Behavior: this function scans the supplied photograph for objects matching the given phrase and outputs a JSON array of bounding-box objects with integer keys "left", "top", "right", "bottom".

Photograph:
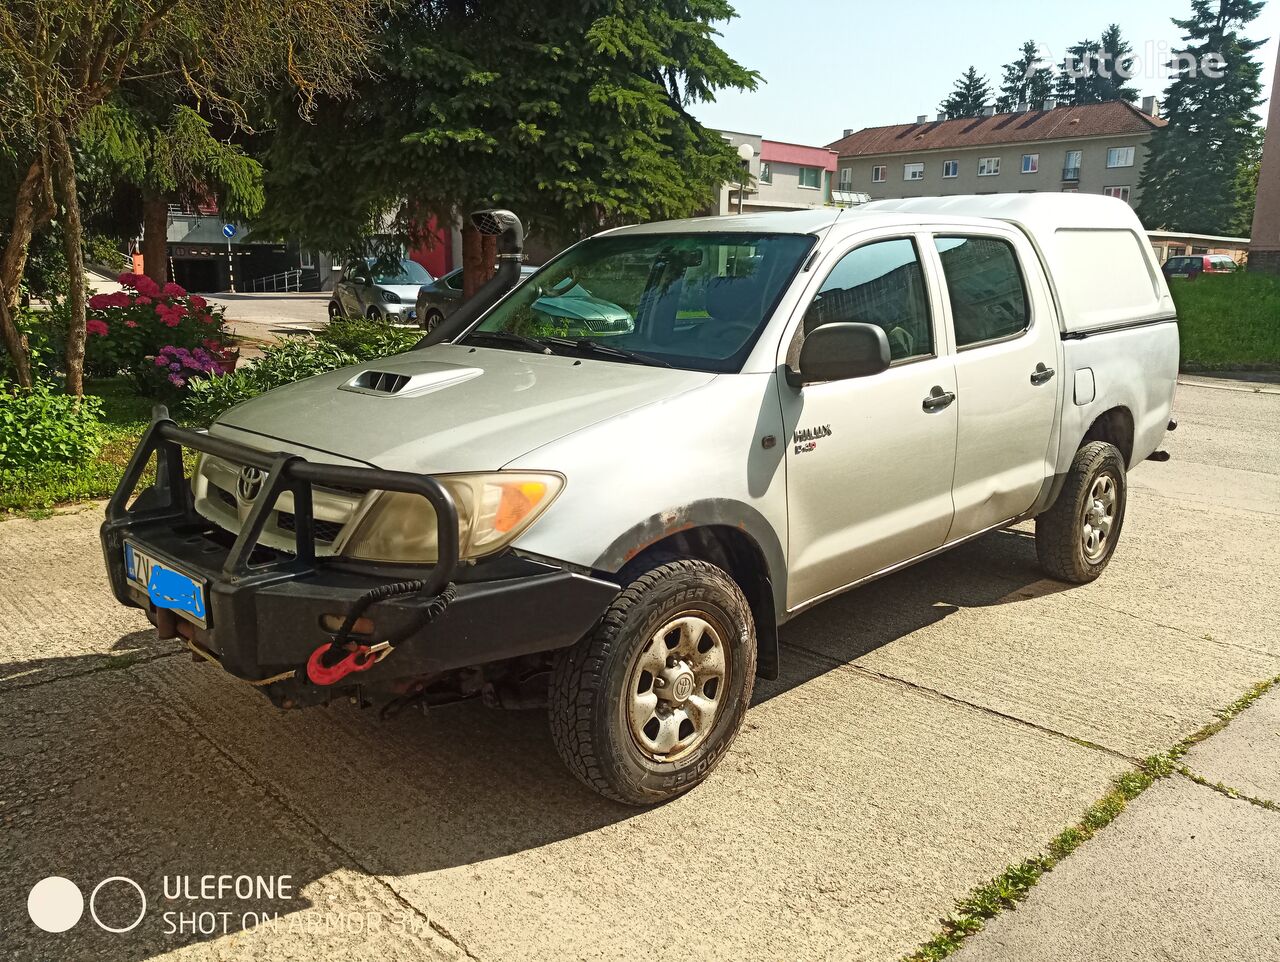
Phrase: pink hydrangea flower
[
  {"left": 162, "top": 282, "right": 187, "bottom": 297},
  {"left": 134, "top": 295, "right": 152, "bottom": 305},
  {"left": 86, "top": 319, "right": 109, "bottom": 336},
  {"left": 133, "top": 275, "right": 161, "bottom": 298},
  {"left": 168, "top": 373, "right": 186, "bottom": 387},
  {"left": 124, "top": 320, "right": 138, "bottom": 328},
  {"left": 189, "top": 295, "right": 207, "bottom": 309},
  {"left": 88, "top": 293, "right": 112, "bottom": 310}
]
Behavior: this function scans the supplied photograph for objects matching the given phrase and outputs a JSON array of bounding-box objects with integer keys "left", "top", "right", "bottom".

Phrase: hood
[
  {"left": 212, "top": 343, "right": 714, "bottom": 473},
  {"left": 380, "top": 283, "right": 424, "bottom": 303}
]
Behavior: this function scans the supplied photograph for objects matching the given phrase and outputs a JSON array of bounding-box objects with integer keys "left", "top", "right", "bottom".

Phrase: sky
[{"left": 693, "top": 0, "right": 1278, "bottom": 146}]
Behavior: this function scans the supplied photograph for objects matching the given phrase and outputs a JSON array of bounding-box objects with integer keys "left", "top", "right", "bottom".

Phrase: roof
[
  {"left": 828, "top": 101, "right": 1166, "bottom": 158},
  {"left": 760, "top": 139, "right": 838, "bottom": 172},
  {"left": 862, "top": 193, "right": 1148, "bottom": 235},
  {"left": 604, "top": 209, "right": 843, "bottom": 237}
]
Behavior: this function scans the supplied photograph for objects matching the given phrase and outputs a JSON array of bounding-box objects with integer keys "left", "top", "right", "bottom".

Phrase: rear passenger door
[{"left": 929, "top": 231, "right": 1059, "bottom": 539}]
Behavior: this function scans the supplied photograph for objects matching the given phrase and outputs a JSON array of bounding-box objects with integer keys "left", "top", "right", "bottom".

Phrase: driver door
[{"left": 779, "top": 234, "right": 958, "bottom": 609}]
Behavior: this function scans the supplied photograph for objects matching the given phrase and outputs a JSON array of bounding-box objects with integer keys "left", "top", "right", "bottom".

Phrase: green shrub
[
  {"left": 316, "top": 317, "right": 421, "bottom": 358},
  {"left": 1171, "top": 272, "right": 1280, "bottom": 370},
  {"left": 183, "top": 339, "right": 359, "bottom": 425},
  {"left": 0, "top": 383, "right": 104, "bottom": 471}
]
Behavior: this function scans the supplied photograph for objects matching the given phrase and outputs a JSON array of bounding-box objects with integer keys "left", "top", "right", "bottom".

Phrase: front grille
[
  {"left": 214, "top": 485, "right": 237, "bottom": 509},
  {"left": 277, "top": 511, "right": 344, "bottom": 544}
]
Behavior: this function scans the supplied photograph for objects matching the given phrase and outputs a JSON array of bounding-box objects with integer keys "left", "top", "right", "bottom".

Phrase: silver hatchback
[{"left": 330, "top": 257, "right": 433, "bottom": 322}]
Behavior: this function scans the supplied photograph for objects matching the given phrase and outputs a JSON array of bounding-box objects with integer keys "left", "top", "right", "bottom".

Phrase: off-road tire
[
  {"left": 1036, "top": 441, "right": 1127, "bottom": 584},
  {"left": 549, "top": 559, "right": 756, "bottom": 806}
]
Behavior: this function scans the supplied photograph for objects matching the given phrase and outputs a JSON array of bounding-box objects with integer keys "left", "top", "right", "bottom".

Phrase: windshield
[
  {"left": 371, "top": 258, "right": 433, "bottom": 286},
  {"left": 465, "top": 232, "right": 815, "bottom": 372}
]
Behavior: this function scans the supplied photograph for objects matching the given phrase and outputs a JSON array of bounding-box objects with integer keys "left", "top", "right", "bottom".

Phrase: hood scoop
[{"left": 339, "top": 364, "right": 483, "bottom": 398}]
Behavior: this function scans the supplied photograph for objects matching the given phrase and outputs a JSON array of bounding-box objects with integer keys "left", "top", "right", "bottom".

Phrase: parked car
[
  {"left": 1162, "top": 253, "right": 1239, "bottom": 280},
  {"left": 330, "top": 257, "right": 433, "bottom": 322},
  {"left": 102, "top": 196, "right": 1178, "bottom": 806},
  {"left": 416, "top": 265, "right": 536, "bottom": 331}
]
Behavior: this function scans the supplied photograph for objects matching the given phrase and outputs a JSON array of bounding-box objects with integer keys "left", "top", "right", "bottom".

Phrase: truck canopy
[{"left": 863, "top": 194, "right": 1175, "bottom": 334}]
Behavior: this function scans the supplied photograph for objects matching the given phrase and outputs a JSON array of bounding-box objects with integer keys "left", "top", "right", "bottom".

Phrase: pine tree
[
  {"left": 939, "top": 67, "right": 992, "bottom": 119},
  {"left": 997, "top": 41, "right": 1057, "bottom": 112},
  {"left": 1137, "top": 0, "right": 1265, "bottom": 233},
  {"left": 1055, "top": 27, "right": 1139, "bottom": 106}
]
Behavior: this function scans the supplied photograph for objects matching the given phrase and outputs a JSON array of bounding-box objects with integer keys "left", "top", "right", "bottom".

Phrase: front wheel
[
  {"left": 1035, "top": 441, "right": 1127, "bottom": 583},
  {"left": 366, "top": 306, "right": 382, "bottom": 321},
  {"left": 549, "top": 559, "right": 756, "bottom": 805}
]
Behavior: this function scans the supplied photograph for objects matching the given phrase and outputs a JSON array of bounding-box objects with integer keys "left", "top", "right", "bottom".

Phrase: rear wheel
[
  {"left": 1036, "top": 441, "right": 1127, "bottom": 583},
  {"left": 550, "top": 559, "right": 756, "bottom": 805},
  {"left": 423, "top": 309, "right": 445, "bottom": 332}
]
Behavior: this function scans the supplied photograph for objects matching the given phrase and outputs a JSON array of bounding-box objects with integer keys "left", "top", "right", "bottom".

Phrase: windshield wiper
[
  {"left": 544, "top": 337, "right": 673, "bottom": 369},
  {"left": 467, "top": 330, "right": 552, "bottom": 355}
]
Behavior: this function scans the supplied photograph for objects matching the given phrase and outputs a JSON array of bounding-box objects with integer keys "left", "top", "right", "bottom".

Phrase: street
[{"left": 2, "top": 375, "right": 1278, "bottom": 961}]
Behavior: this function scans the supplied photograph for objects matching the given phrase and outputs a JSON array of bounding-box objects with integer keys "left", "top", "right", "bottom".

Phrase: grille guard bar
[{"left": 106, "top": 406, "right": 460, "bottom": 597}]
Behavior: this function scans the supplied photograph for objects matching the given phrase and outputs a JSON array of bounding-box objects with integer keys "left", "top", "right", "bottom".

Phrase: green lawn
[
  {"left": 1170, "top": 272, "right": 1280, "bottom": 371},
  {"left": 0, "top": 378, "right": 158, "bottom": 515}
]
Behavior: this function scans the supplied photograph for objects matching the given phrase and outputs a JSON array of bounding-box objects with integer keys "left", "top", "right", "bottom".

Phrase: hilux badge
[{"left": 793, "top": 424, "right": 832, "bottom": 454}]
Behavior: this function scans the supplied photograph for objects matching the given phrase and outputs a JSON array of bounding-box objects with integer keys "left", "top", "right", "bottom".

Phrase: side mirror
[
  {"left": 796, "top": 322, "right": 891, "bottom": 384},
  {"left": 351, "top": 274, "right": 369, "bottom": 286}
]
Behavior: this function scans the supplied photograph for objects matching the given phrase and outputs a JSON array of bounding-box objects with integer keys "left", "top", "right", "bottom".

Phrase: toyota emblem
[{"left": 236, "top": 466, "right": 265, "bottom": 502}]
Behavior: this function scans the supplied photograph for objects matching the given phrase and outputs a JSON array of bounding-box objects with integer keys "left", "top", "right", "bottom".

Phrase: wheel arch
[
  {"left": 596, "top": 506, "right": 785, "bottom": 681},
  {"left": 1082, "top": 405, "right": 1135, "bottom": 468}
]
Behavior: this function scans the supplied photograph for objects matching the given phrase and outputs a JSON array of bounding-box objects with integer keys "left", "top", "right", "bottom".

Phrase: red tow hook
[{"left": 306, "top": 642, "right": 386, "bottom": 686}]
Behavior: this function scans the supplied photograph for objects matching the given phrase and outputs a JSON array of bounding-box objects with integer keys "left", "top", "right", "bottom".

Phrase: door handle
[
  {"left": 922, "top": 387, "right": 956, "bottom": 412},
  {"left": 1030, "top": 363, "right": 1055, "bottom": 385}
]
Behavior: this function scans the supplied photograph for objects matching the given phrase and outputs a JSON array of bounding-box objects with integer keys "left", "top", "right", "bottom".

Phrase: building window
[
  {"left": 872, "top": 165, "right": 887, "bottom": 183},
  {"left": 838, "top": 167, "right": 853, "bottom": 190},
  {"left": 904, "top": 162, "right": 925, "bottom": 181},
  {"left": 1021, "top": 153, "right": 1039, "bottom": 174},
  {"left": 1062, "top": 187, "right": 1079, "bottom": 193},
  {"left": 798, "top": 166, "right": 821, "bottom": 189},
  {"left": 943, "top": 160, "right": 959, "bottom": 178},
  {"left": 978, "top": 157, "right": 1001, "bottom": 176},
  {"left": 1104, "top": 185, "right": 1132, "bottom": 204},
  {"left": 1063, "top": 149, "right": 1082, "bottom": 181},
  {"left": 299, "top": 249, "right": 314, "bottom": 269},
  {"left": 759, "top": 161, "right": 772, "bottom": 185},
  {"left": 1107, "top": 146, "right": 1135, "bottom": 168}
]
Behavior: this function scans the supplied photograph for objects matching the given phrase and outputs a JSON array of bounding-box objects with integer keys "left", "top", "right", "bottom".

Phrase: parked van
[{"left": 103, "top": 196, "right": 1178, "bottom": 804}]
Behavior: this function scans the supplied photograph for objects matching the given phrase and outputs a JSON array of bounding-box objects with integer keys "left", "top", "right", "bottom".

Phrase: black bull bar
[{"left": 101, "top": 406, "right": 461, "bottom": 685}]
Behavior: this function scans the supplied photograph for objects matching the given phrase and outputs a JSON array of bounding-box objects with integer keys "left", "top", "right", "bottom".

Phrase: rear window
[{"left": 1165, "top": 256, "right": 1196, "bottom": 270}]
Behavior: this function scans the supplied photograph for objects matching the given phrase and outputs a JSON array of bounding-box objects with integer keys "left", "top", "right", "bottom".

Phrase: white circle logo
[
  {"left": 27, "top": 876, "right": 84, "bottom": 933},
  {"left": 90, "top": 876, "right": 147, "bottom": 934}
]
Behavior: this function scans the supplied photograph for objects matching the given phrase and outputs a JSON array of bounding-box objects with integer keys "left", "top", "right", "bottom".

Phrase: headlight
[
  {"left": 341, "top": 472, "right": 564, "bottom": 563},
  {"left": 381, "top": 289, "right": 401, "bottom": 304}
]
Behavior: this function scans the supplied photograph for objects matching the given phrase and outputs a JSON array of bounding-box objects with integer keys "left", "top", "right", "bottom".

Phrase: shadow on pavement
[{"left": 0, "top": 525, "right": 1068, "bottom": 960}]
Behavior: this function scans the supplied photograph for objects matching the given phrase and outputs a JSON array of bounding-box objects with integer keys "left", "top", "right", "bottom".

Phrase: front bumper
[{"left": 101, "top": 410, "right": 618, "bottom": 702}]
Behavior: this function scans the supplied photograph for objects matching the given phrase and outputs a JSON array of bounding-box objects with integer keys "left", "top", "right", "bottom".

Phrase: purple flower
[
  {"left": 154, "top": 356, "right": 168, "bottom": 367},
  {"left": 169, "top": 362, "right": 182, "bottom": 372},
  {"left": 168, "top": 373, "right": 185, "bottom": 387}
]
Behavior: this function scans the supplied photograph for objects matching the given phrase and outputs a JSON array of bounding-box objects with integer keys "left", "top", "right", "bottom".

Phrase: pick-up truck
[{"left": 102, "top": 195, "right": 1178, "bottom": 805}]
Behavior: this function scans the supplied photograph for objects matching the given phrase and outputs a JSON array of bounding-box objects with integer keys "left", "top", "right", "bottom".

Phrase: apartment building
[
  {"left": 714, "top": 130, "right": 865, "bottom": 214},
  {"left": 828, "top": 99, "right": 1166, "bottom": 211}
]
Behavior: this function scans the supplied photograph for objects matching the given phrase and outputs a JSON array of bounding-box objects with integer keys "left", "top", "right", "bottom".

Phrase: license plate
[{"left": 124, "top": 541, "right": 208, "bottom": 628}]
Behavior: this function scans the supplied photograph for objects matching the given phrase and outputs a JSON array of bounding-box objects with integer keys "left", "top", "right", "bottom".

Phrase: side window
[
  {"left": 934, "top": 236, "right": 1030, "bottom": 348},
  {"left": 445, "top": 271, "right": 464, "bottom": 290},
  {"left": 802, "top": 238, "right": 934, "bottom": 363}
]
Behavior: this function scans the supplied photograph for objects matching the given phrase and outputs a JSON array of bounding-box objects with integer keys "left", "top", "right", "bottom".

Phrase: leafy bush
[
  {"left": 0, "top": 307, "right": 63, "bottom": 382},
  {"left": 0, "top": 383, "right": 104, "bottom": 471},
  {"left": 1170, "top": 272, "right": 1280, "bottom": 370},
  {"left": 183, "top": 339, "right": 359, "bottom": 425},
  {"left": 317, "top": 316, "right": 421, "bottom": 358},
  {"left": 85, "top": 273, "right": 234, "bottom": 387}
]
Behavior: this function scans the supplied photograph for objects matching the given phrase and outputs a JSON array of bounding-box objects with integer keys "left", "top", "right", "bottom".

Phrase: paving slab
[
  {"left": 0, "top": 665, "right": 460, "bottom": 962},
  {"left": 1182, "top": 686, "right": 1280, "bottom": 805},
  {"left": 953, "top": 777, "right": 1280, "bottom": 962},
  {"left": 127, "top": 646, "right": 1126, "bottom": 962},
  {"left": 0, "top": 508, "right": 156, "bottom": 691},
  {"left": 782, "top": 505, "right": 1280, "bottom": 758}
]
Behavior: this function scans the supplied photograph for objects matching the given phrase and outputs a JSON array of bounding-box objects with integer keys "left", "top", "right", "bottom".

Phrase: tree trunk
[
  {"left": 142, "top": 192, "right": 168, "bottom": 285},
  {"left": 50, "top": 124, "right": 87, "bottom": 396},
  {"left": 0, "top": 160, "right": 52, "bottom": 387}
]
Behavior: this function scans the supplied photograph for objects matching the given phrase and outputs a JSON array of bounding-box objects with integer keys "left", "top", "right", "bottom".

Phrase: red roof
[
  {"left": 828, "top": 101, "right": 1166, "bottom": 159},
  {"left": 761, "top": 139, "right": 838, "bottom": 172}
]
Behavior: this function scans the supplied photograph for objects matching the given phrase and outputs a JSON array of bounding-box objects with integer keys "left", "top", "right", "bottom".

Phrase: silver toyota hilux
[{"left": 103, "top": 198, "right": 1178, "bottom": 804}]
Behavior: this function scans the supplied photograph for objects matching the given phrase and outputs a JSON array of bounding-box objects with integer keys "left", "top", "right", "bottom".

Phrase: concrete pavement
[{"left": 1, "top": 376, "right": 1278, "bottom": 961}]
